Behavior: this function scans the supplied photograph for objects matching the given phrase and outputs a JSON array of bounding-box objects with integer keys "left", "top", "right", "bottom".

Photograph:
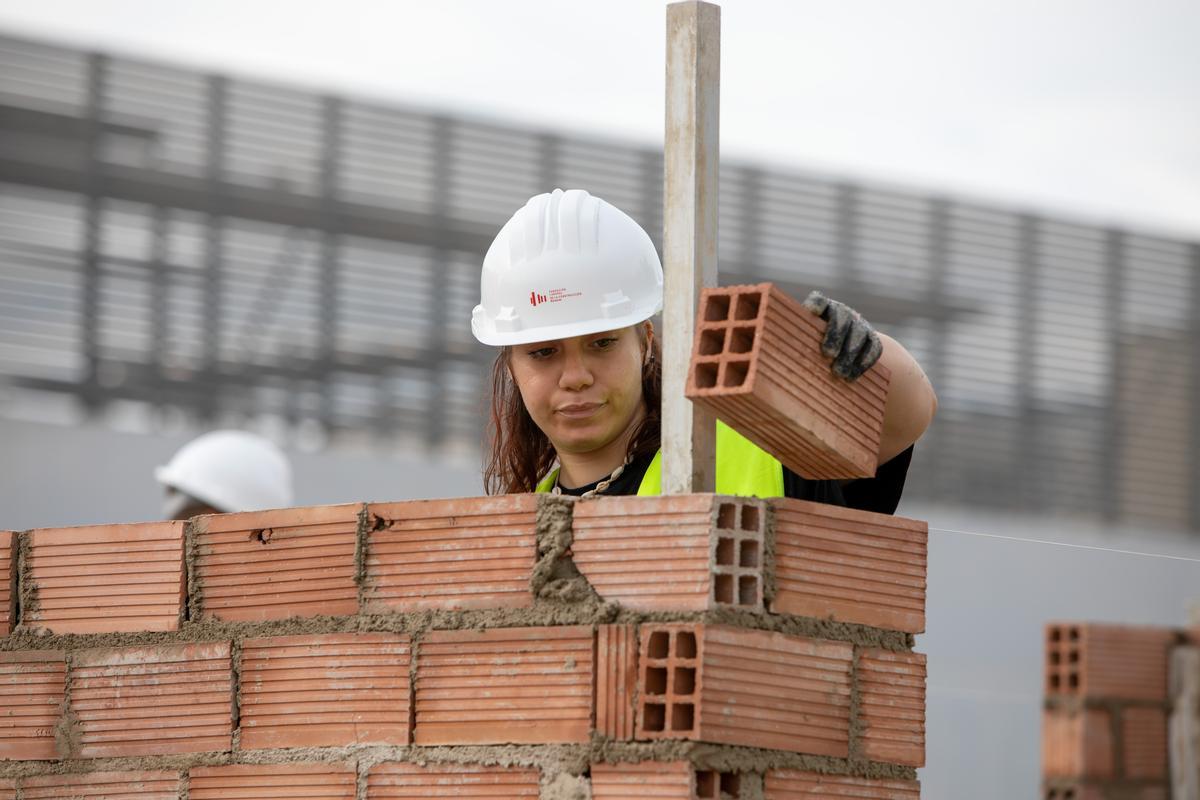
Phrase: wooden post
[
  {"left": 1171, "top": 646, "right": 1200, "bottom": 800},
  {"left": 662, "top": 0, "right": 719, "bottom": 494}
]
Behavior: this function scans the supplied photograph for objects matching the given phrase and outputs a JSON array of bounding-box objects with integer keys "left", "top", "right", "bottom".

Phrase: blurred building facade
[{"left": 1, "top": 32, "right": 1198, "bottom": 534}]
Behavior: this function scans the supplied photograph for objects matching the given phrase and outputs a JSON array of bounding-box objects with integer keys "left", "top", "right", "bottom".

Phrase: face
[{"left": 507, "top": 324, "right": 649, "bottom": 457}]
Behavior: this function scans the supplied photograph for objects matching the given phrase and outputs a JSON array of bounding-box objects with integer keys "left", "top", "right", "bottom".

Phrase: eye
[
  {"left": 592, "top": 337, "right": 619, "bottom": 349},
  {"left": 527, "top": 346, "right": 556, "bottom": 360}
]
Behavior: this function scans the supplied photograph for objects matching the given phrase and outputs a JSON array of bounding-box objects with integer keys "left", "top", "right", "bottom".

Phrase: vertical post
[
  {"left": 319, "top": 95, "right": 343, "bottom": 431},
  {"left": 202, "top": 74, "right": 228, "bottom": 423},
  {"left": 1102, "top": 228, "right": 1125, "bottom": 522},
  {"left": 80, "top": 53, "right": 107, "bottom": 413},
  {"left": 662, "top": 0, "right": 720, "bottom": 494}
]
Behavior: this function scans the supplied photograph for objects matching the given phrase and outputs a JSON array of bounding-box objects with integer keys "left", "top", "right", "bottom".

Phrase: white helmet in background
[
  {"left": 155, "top": 430, "right": 293, "bottom": 516},
  {"left": 471, "top": 188, "right": 664, "bottom": 346}
]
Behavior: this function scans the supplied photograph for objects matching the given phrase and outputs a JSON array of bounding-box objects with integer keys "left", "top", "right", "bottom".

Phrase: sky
[{"left": 0, "top": 0, "right": 1197, "bottom": 238}]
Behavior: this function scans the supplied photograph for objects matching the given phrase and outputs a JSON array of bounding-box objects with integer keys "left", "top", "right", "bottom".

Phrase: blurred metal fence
[{"left": 1, "top": 33, "right": 1197, "bottom": 531}]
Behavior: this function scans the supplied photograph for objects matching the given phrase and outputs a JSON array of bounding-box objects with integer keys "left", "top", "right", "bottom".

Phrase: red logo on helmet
[{"left": 530, "top": 291, "right": 548, "bottom": 307}]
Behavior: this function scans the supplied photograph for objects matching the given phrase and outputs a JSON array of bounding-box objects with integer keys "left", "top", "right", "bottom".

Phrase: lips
[{"left": 556, "top": 402, "right": 604, "bottom": 419}]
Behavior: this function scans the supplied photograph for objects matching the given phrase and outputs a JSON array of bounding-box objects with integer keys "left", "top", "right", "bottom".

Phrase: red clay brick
[
  {"left": 364, "top": 495, "right": 537, "bottom": 612},
  {"left": 21, "top": 770, "right": 181, "bottom": 799},
  {"left": 1122, "top": 706, "right": 1168, "bottom": 780},
  {"left": 190, "top": 763, "right": 355, "bottom": 800},
  {"left": 1045, "top": 623, "right": 1175, "bottom": 701},
  {"left": 70, "top": 641, "right": 233, "bottom": 758},
  {"left": 23, "top": 521, "right": 185, "bottom": 634},
  {"left": 765, "top": 770, "right": 920, "bottom": 798},
  {"left": 636, "top": 624, "right": 853, "bottom": 756},
  {"left": 239, "top": 632, "right": 412, "bottom": 749},
  {"left": 0, "top": 780, "right": 12, "bottom": 800},
  {"left": 0, "top": 530, "right": 13, "bottom": 635},
  {"left": 0, "top": 650, "right": 65, "bottom": 760},
  {"left": 596, "top": 624, "right": 638, "bottom": 740},
  {"left": 686, "top": 284, "right": 890, "bottom": 479},
  {"left": 414, "top": 625, "right": 594, "bottom": 745},
  {"left": 858, "top": 648, "right": 926, "bottom": 767},
  {"left": 367, "top": 762, "right": 540, "bottom": 798},
  {"left": 1041, "top": 707, "right": 1114, "bottom": 779},
  {"left": 1042, "top": 784, "right": 1105, "bottom": 800},
  {"left": 571, "top": 495, "right": 765, "bottom": 612},
  {"left": 191, "top": 504, "right": 360, "bottom": 622},
  {"left": 770, "top": 499, "right": 927, "bottom": 633},
  {"left": 592, "top": 762, "right": 746, "bottom": 799}
]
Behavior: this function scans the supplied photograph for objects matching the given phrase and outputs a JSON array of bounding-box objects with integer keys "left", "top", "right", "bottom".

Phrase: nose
[{"left": 558, "top": 346, "right": 594, "bottom": 391}]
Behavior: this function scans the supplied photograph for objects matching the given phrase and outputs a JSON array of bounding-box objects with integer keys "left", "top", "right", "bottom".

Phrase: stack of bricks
[
  {"left": 0, "top": 282, "right": 928, "bottom": 798},
  {"left": 1042, "top": 622, "right": 1180, "bottom": 800}
]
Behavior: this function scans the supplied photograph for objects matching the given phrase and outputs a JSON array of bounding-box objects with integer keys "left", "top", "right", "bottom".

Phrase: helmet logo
[{"left": 529, "top": 288, "right": 582, "bottom": 307}]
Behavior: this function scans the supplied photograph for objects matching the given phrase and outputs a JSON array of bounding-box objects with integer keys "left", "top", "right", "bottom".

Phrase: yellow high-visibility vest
[{"left": 535, "top": 421, "right": 784, "bottom": 498}]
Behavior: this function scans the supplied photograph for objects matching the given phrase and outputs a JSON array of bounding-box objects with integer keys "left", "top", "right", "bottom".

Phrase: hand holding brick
[{"left": 686, "top": 283, "right": 889, "bottom": 479}]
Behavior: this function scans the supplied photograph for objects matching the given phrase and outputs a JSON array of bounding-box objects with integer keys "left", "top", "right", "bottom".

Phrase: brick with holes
[
  {"left": 1044, "top": 622, "right": 1175, "bottom": 701},
  {"left": 595, "top": 624, "right": 638, "bottom": 740},
  {"left": 190, "top": 504, "right": 360, "bottom": 622},
  {"left": 686, "top": 283, "right": 890, "bottom": 479},
  {"left": 765, "top": 770, "right": 920, "bottom": 799},
  {"left": 636, "top": 623, "right": 853, "bottom": 755},
  {"left": 1042, "top": 707, "right": 1115, "bottom": 779},
  {"left": 591, "top": 762, "right": 748, "bottom": 799},
  {"left": 571, "top": 495, "right": 765, "bottom": 612},
  {"left": 0, "top": 530, "right": 13, "bottom": 636}
]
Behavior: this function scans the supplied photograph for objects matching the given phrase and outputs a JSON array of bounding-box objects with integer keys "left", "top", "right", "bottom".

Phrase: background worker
[
  {"left": 473, "top": 189, "right": 937, "bottom": 512},
  {"left": 154, "top": 430, "right": 293, "bottom": 519}
]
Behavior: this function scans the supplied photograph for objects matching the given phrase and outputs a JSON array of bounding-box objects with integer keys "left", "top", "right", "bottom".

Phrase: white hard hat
[
  {"left": 155, "top": 430, "right": 293, "bottom": 515},
  {"left": 471, "top": 188, "right": 664, "bottom": 346}
]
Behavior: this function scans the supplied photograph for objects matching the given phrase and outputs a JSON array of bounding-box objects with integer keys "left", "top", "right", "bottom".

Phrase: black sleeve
[{"left": 782, "top": 445, "right": 914, "bottom": 515}]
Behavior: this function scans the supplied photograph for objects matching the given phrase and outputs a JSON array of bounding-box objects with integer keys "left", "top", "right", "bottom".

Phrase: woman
[{"left": 472, "top": 189, "right": 936, "bottom": 513}]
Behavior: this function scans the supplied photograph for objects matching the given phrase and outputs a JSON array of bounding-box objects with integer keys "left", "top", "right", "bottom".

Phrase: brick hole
[
  {"left": 648, "top": 631, "right": 670, "bottom": 659},
  {"left": 1049, "top": 651, "right": 1060, "bottom": 665},
  {"left": 695, "top": 771, "right": 717, "bottom": 797},
  {"left": 1064, "top": 791, "right": 1075, "bottom": 800},
  {"left": 1046, "top": 792, "right": 1058, "bottom": 800},
  {"left": 699, "top": 329, "right": 726, "bottom": 356},
  {"left": 675, "top": 631, "right": 698, "bottom": 659},
  {"left": 705, "top": 295, "right": 731, "bottom": 321},
  {"left": 1049, "top": 627, "right": 1062, "bottom": 642},
  {"left": 723, "top": 361, "right": 749, "bottom": 388},
  {"left": 1067, "top": 672, "right": 1079, "bottom": 690},
  {"left": 720, "top": 774, "right": 741, "bottom": 795},
  {"left": 738, "top": 576, "right": 757, "bottom": 606},
  {"left": 740, "top": 504, "right": 760, "bottom": 531},
  {"left": 645, "top": 666, "right": 668, "bottom": 695},
  {"left": 729, "top": 326, "right": 756, "bottom": 353},
  {"left": 670, "top": 702, "right": 695, "bottom": 731},
  {"left": 734, "top": 293, "right": 761, "bottom": 320},
  {"left": 251, "top": 528, "right": 273, "bottom": 544},
  {"left": 673, "top": 666, "right": 696, "bottom": 695},
  {"left": 1048, "top": 674, "right": 1061, "bottom": 690},
  {"left": 714, "top": 574, "right": 734, "bottom": 604},
  {"left": 717, "top": 503, "right": 737, "bottom": 529},
  {"left": 644, "top": 702, "right": 666, "bottom": 731},
  {"left": 739, "top": 540, "right": 759, "bottom": 567},
  {"left": 694, "top": 361, "right": 718, "bottom": 389},
  {"left": 1068, "top": 627, "right": 1079, "bottom": 641},
  {"left": 715, "top": 537, "right": 736, "bottom": 565},
  {"left": 1067, "top": 650, "right": 1079, "bottom": 664}
]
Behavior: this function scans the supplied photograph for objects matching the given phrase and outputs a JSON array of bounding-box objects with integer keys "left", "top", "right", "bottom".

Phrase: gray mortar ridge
[
  {"left": 15, "top": 531, "right": 38, "bottom": 622},
  {"left": 183, "top": 519, "right": 203, "bottom": 623},
  {"left": 0, "top": 741, "right": 917, "bottom": 783},
  {"left": 52, "top": 651, "right": 79, "bottom": 760},
  {"left": 847, "top": 646, "right": 865, "bottom": 765},
  {"left": 761, "top": 501, "right": 777, "bottom": 605},
  {"left": 229, "top": 638, "right": 243, "bottom": 750},
  {"left": 354, "top": 503, "right": 370, "bottom": 592}
]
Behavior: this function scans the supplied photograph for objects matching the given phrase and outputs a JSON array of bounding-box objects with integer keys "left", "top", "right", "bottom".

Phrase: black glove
[{"left": 802, "top": 291, "right": 882, "bottom": 380}]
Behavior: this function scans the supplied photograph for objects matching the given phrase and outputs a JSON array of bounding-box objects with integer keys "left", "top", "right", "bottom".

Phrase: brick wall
[
  {"left": 0, "top": 491, "right": 928, "bottom": 798},
  {"left": 1041, "top": 621, "right": 1179, "bottom": 799}
]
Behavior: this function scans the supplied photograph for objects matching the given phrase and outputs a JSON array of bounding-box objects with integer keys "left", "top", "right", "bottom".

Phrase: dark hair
[{"left": 483, "top": 326, "right": 662, "bottom": 494}]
